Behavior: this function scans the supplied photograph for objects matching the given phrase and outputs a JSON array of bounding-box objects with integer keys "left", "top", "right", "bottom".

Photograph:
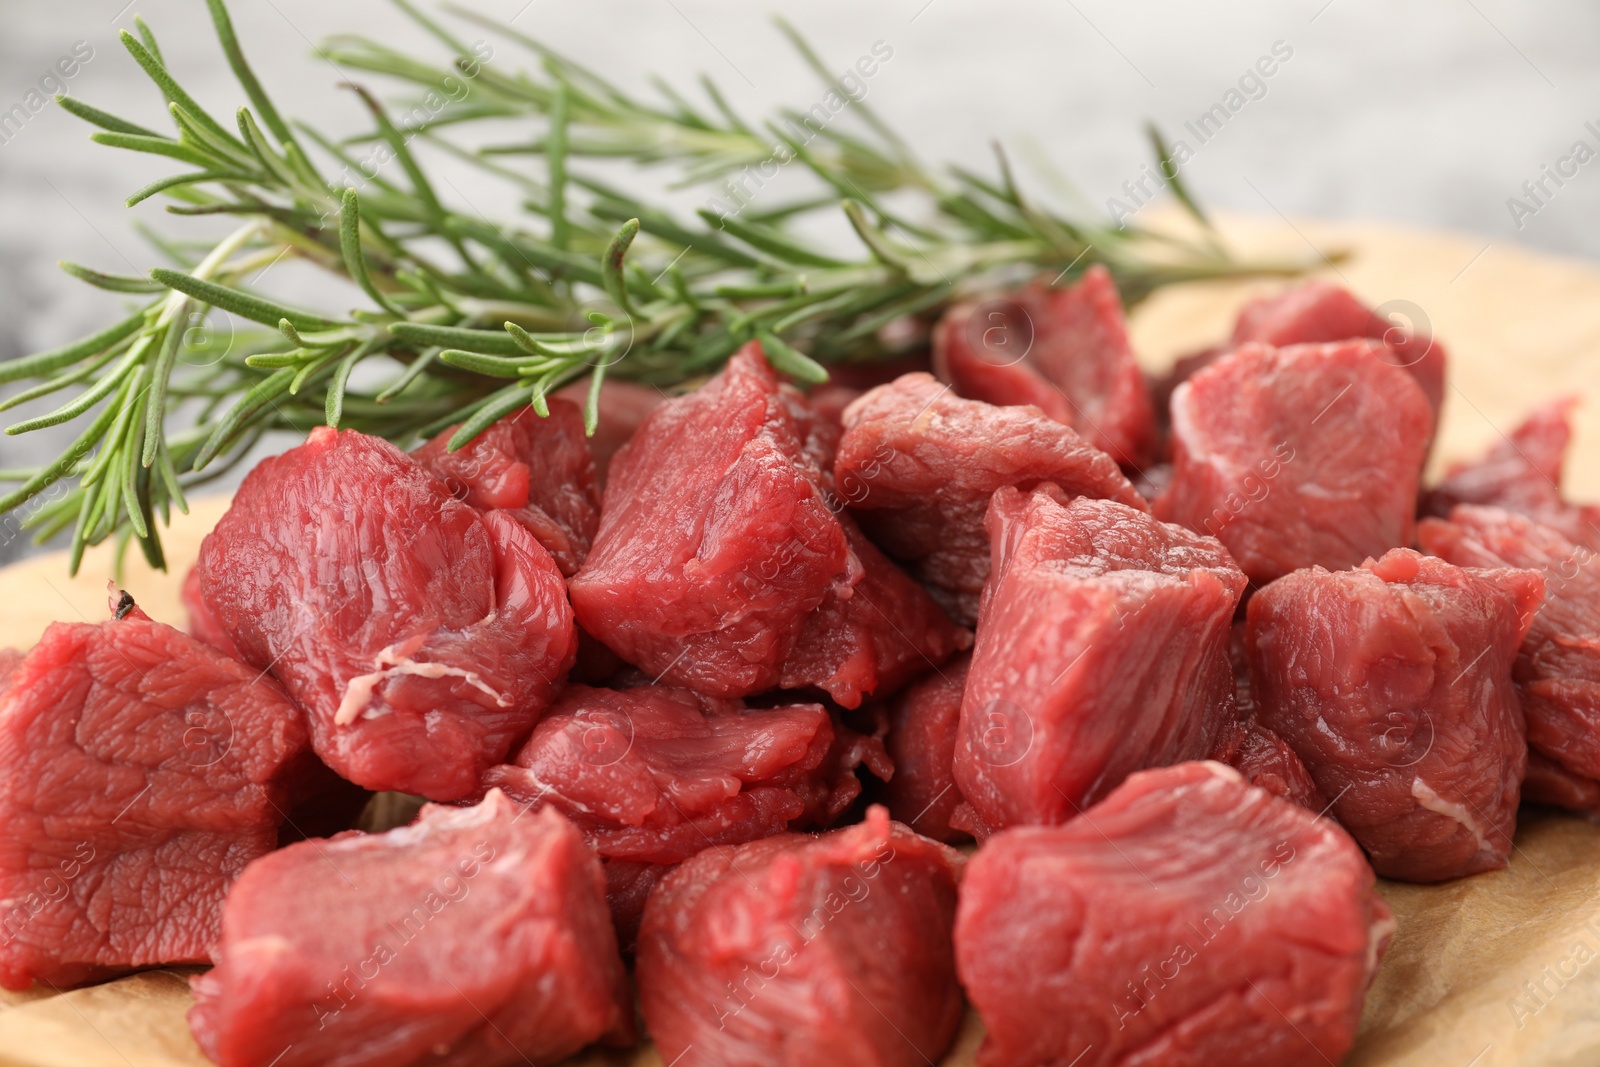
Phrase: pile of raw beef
[{"left": 2, "top": 267, "right": 1595, "bottom": 1067}]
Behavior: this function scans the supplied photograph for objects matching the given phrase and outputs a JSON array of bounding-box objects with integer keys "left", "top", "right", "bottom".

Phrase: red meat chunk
[
  {"left": 1230, "top": 280, "right": 1446, "bottom": 414},
  {"left": 411, "top": 398, "right": 601, "bottom": 576},
  {"left": 885, "top": 654, "right": 971, "bottom": 843},
  {"left": 955, "top": 761, "right": 1392, "bottom": 1067},
  {"left": 480, "top": 683, "right": 869, "bottom": 865},
  {"left": 1248, "top": 548, "right": 1543, "bottom": 881},
  {"left": 1155, "top": 340, "right": 1434, "bottom": 584},
  {"left": 194, "top": 426, "right": 576, "bottom": 801},
  {"left": 1157, "top": 281, "right": 1448, "bottom": 424},
  {"left": 1232, "top": 279, "right": 1383, "bottom": 345},
  {"left": 638, "top": 806, "right": 964, "bottom": 1067},
  {"left": 834, "top": 372, "right": 1146, "bottom": 624},
  {"left": 1422, "top": 398, "right": 1600, "bottom": 547},
  {"left": 933, "top": 265, "right": 1157, "bottom": 468},
  {"left": 952, "top": 487, "right": 1246, "bottom": 836},
  {"left": 0, "top": 600, "right": 312, "bottom": 990},
  {"left": 189, "top": 791, "right": 633, "bottom": 1067},
  {"left": 570, "top": 343, "right": 964, "bottom": 706},
  {"left": 1419, "top": 504, "right": 1600, "bottom": 785}
]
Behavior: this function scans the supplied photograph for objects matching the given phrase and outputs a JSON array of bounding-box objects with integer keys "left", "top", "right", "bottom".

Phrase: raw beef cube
[
  {"left": 0, "top": 599, "right": 312, "bottom": 990},
  {"left": 195, "top": 426, "right": 576, "bottom": 802},
  {"left": 1422, "top": 398, "right": 1600, "bottom": 547},
  {"left": 1229, "top": 280, "right": 1446, "bottom": 414},
  {"left": 1524, "top": 750, "right": 1600, "bottom": 816},
  {"left": 638, "top": 806, "right": 964, "bottom": 1067},
  {"left": 952, "top": 487, "right": 1245, "bottom": 835},
  {"left": 1155, "top": 340, "right": 1434, "bottom": 584},
  {"left": 189, "top": 791, "right": 633, "bottom": 1067},
  {"left": 834, "top": 372, "right": 1146, "bottom": 624},
  {"left": 955, "top": 761, "right": 1392, "bottom": 1067},
  {"left": 570, "top": 343, "right": 962, "bottom": 705},
  {"left": 1248, "top": 548, "right": 1543, "bottom": 881},
  {"left": 412, "top": 398, "right": 601, "bottom": 576},
  {"left": 933, "top": 265, "right": 1157, "bottom": 468},
  {"left": 555, "top": 378, "right": 666, "bottom": 485},
  {"left": 480, "top": 683, "right": 866, "bottom": 865},
  {"left": 1419, "top": 504, "right": 1600, "bottom": 784},
  {"left": 1152, "top": 281, "right": 1447, "bottom": 449},
  {"left": 1232, "top": 278, "right": 1385, "bottom": 345},
  {"left": 885, "top": 654, "right": 971, "bottom": 843}
]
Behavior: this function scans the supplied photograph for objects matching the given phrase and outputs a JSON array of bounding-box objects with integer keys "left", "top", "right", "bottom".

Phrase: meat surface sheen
[
  {"left": 1421, "top": 398, "right": 1600, "bottom": 547},
  {"left": 638, "top": 806, "right": 965, "bottom": 1067},
  {"left": 0, "top": 602, "right": 311, "bottom": 990},
  {"left": 1156, "top": 340, "right": 1434, "bottom": 584},
  {"left": 412, "top": 398, "right": 601, "bottom": 576},
  {"left": 195, "top": 426, "right": 576, "bottom": 801},
  {"left": 932, "top": 265, "right": 1157, "bottom": 468},
  {"left": 835, "top": 372, "right": 1146, "bottom": 624},
  {"left": 570, "top": 343, "right": 963, "bottom": 706},
  {"left": 480, "top": 683, "right": 863, "bottom": 865},
  {"left": 956, "top": 761, "right": 1392, "bottom": 1067},
  {"left": 189, "top": 792, "right": 634, "bottom": 1067},
  {"left": 885, "top": 654, "right": 971, "bottom": 843},
  {"left": 1420, "top": 504, "right": 1600, "bottom": 786},
  {"left": 1248, "top": 548, "right": 1543, "bottom": 881},
  {"left": 952, "top": 487, "right": 1246, "bottom": 835}
]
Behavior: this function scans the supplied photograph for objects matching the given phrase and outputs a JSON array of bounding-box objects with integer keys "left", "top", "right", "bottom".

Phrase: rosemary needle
[{"left": 0, "top": 0, "right": 1313, "bottom": 574}]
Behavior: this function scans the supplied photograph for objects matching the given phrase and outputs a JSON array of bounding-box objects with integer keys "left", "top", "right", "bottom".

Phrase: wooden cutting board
[{"left": 3, "top": 214, "right": 1600, "bottom": 1067}]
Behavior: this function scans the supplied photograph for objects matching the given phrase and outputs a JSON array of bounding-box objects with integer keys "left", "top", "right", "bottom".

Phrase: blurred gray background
[{"left": 0, "top": 0, "right": 1594, "bottom": 562}]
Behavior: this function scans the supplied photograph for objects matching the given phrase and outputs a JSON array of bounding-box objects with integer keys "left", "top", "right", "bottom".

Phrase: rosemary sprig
[{"left": 1, "top": 0, "right": 1310, "bottom": 573}]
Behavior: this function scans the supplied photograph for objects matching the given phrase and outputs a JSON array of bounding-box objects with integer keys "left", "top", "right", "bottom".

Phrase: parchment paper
[{"left": 2, "top": 213, "right": 1599, "bottom": 1067}]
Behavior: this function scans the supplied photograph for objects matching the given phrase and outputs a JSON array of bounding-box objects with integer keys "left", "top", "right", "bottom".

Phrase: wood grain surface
[{"left": 2, "top": 214, "right": 1599, "bottom": 1067}]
